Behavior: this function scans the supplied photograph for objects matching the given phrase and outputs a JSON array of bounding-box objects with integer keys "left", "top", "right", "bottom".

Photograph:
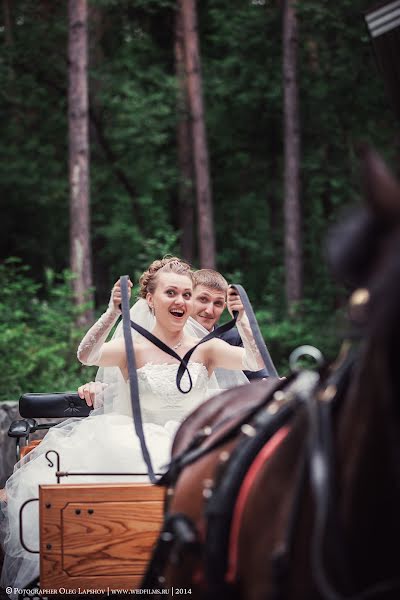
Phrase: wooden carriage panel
[{"left": 39, "top": 483, "right": 165, "bottom": 590}]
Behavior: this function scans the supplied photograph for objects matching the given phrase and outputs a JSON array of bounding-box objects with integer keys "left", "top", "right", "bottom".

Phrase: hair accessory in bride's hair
[{"left": 139, "top": 256, "right": 193, "bottom": 298}]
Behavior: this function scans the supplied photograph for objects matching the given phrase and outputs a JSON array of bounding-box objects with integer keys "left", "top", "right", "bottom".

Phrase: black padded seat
[
  {"left": 8, "top": 392, "right": 92, "bottom": 460},
  {"left": 19, "top": 392, "right": 92, "bottom": 419}
]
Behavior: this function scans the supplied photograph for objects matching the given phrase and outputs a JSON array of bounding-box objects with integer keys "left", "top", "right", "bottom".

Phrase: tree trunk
[
  {"left": 175, "top": 9, "right": 195, "bottom": 263},
  {"left": 68, "top": 0, "right": 93, "bottom": 325},
  {"left": 180, "top": 0, "right": 215, "bottom": 268},
  {"left": 2, "top": 0, "right": 13, "bottom": 46},
  {"left": 283, "top": 0, "right": 302, "bottom": 311}
]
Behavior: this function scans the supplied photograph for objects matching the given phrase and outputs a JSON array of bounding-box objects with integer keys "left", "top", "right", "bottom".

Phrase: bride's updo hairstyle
[{"left": 139, "top": 256, "right": 194, "bottom": 299}]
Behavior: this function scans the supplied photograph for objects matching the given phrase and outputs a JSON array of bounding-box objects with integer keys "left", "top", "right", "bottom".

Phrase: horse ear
[{"left": 361, "top": 146, "right": 400, "bottom": 222}]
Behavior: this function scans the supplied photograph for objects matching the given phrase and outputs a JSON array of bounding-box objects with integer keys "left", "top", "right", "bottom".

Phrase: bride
[{"left": 0, "top": 257, "right": 264, "bottom": 593}]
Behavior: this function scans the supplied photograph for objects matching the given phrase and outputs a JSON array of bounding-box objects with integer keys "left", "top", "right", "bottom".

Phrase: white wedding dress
[{"left": 0, "top": 361, "right": 210, "bottom": 594}]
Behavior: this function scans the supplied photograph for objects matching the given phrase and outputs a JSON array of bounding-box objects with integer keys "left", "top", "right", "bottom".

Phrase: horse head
[
  {"left": 144, "top": 149, "right": 400, "bottom": 600},
  {"left": 322, "top": 148, "right": 400, "bottom": 598}
]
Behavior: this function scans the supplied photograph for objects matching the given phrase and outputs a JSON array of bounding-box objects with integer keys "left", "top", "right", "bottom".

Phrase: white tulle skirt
[{"left": 0, "top": 412, "right": 178, "bottom": 595}]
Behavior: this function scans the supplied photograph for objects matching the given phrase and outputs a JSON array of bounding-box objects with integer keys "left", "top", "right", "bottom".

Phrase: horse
[{"left": 143, "top": 148, "right": 400, "bottom": 600}]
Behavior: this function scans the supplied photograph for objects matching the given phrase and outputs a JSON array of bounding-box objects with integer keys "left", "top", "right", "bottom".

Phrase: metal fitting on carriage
[
  {"left": 191, "top": 425, "right": 213, "bottom": 448},
  {"left": 289, "top": 345, "right": 324, "bottom": 372},
  {"left": 267, "top": 401, "right": 280, "bottom": 415},
  {"left": 241, "top": 423, "right": 257, "bottom": 437},
  {"left": 219, "top": 450, "right": 230, "bottom": 463},
  {"left": 202, "top": 478, "right": 214, "bottom": 499},
  {"left": 268, "top": 390, "right": 289, "bottom": 414},
  {"left": 214, "top": 451, "right": 232, "bottom": 483},
  {"left": 161, "top": 531, "right": 174, "bottom": 542},
  {"left": 273, "top": 390, "right": 287, "bottom": 404}
]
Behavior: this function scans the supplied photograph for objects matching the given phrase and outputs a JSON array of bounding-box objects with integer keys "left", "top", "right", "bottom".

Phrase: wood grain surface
[{"left": 39, "top": 483, "right": 165, "bottom": 591}]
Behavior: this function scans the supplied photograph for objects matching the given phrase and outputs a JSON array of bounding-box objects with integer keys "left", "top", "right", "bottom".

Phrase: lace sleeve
[
  {"left": 77, "top": 306, "right": 120, "bottom": 366},
  {"left": 236, "top": 316, "right": 265, "bottom": 372}
]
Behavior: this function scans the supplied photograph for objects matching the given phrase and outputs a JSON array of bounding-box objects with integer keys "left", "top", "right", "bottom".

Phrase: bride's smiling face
[{"left": 146, "top": 272, "right": 194, "bottom": 331}]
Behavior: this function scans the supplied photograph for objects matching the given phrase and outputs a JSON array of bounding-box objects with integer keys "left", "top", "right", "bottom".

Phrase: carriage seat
[{"left": 8, "top": 392, "right": 92, "bottom": 460}]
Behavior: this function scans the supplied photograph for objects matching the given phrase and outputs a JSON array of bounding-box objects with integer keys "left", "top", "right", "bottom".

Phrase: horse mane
[{"left": 333, "top": 150, "right": 400, "bottom": 541}]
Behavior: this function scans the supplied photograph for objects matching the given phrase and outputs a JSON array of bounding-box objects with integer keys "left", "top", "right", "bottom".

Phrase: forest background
[{"left": 0, "top": 0, "right": 398, "bottom": 401}]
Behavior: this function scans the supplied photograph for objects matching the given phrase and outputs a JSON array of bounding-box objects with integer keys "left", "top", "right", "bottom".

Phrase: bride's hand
[
  {"left": 109, "top": 278, "right": 133, "bottom": 312},
  {"left": 227, "top": 286, "right": 245, "bottom": 321}
]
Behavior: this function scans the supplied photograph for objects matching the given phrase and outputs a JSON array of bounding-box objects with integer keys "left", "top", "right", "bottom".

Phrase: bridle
[{"left": 279, "top": 299, "right": 400, "bottom": 600}]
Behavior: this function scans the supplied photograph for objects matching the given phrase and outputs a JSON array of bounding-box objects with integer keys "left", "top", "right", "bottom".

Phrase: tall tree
[
  {"left": 68, "top": 0, "right": 93, "bottom": 323},
  {"left": 2, "top": 0, "right": 13, "bottom": 46},
  {"left": 283, "top": 0, "right": 302, "bottom": 311},
  {"left": 175, "top": 9, "right": 195, "bottom": 263},
  {"left": 180, "top": 0, "right": 215, "bottom": 268}
]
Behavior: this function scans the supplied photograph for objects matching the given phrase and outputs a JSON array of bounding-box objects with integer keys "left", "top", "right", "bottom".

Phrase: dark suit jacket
[{"left": 219, "top": 326, "right": 270, "bottom": 380}]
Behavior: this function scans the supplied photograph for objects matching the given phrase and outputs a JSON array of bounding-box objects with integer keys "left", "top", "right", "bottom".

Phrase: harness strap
[
  {"left": 271, "top": 448, "right": 308, "bottom": 599},
  {"left": 121, "top": 276, "right": 157, "bottom": 483},
  {"left": 141, "top": 513, "right": 201, "bottom": 589},
  {"left": 230, "top": 284, "right": 279, "bottom": 377},
  {"left": 308, "top": 343, "right": 366, "bottom": 600}
]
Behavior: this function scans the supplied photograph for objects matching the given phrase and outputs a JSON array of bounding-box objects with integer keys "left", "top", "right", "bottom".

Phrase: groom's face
[{"left": 192, "top": 285, "right": 226, "bottom": 331}]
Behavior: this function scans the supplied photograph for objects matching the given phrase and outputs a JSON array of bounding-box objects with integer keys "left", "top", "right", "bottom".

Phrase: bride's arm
[
  {"left": 205, "top": 336, "right": 264, "bottom": 372},
  {"left": 77, "top": 279, "right": 131, "bottom": 367},
  {"left": 205, "top": 287, "right": 265, "bottom": 372}
]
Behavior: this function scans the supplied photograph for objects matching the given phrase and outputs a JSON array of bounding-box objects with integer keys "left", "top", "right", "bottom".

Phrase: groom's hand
[{"left": 227, "top": 286, "right": 245, "bottom": 321}]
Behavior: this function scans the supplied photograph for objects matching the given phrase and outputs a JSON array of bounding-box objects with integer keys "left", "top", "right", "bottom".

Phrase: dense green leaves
[
  {"left": 0, "top": 259, "right": 95, "bottom": 401},
  {"left": 0, "top": 0, "right": 398, "bottom": 395}
]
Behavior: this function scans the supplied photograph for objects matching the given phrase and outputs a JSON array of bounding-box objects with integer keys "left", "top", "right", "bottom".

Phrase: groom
[
  {"left": 78, "top": 268, "right": 269, "bottom": 405},
  {"left": 191, "top": 269, "right": 270, "bottom": 380}
]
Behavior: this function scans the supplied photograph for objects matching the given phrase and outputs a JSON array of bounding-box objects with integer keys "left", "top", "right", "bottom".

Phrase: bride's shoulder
[
  {"left": 201, "top": 337, "right": 226, "bottom": 349},
  {"left": 191, "top": 337, "right": 224, "bottom": 362},
  {"left": 133, "top": 338, "right": 150, "bottom": 357},
  {"left": 198, "top": 337, "right": 232, "bottom": 359}
]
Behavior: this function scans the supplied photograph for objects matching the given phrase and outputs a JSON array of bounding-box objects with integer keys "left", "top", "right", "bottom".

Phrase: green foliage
[
  {"left": 0, "top": 259, "right": 95, "bottom": 401},
  {"left": 0, "top": 0, "right": 398, "bottom": 382},
  {"left": 257, "top": 300, "right": 347, "bottom": 375}
]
